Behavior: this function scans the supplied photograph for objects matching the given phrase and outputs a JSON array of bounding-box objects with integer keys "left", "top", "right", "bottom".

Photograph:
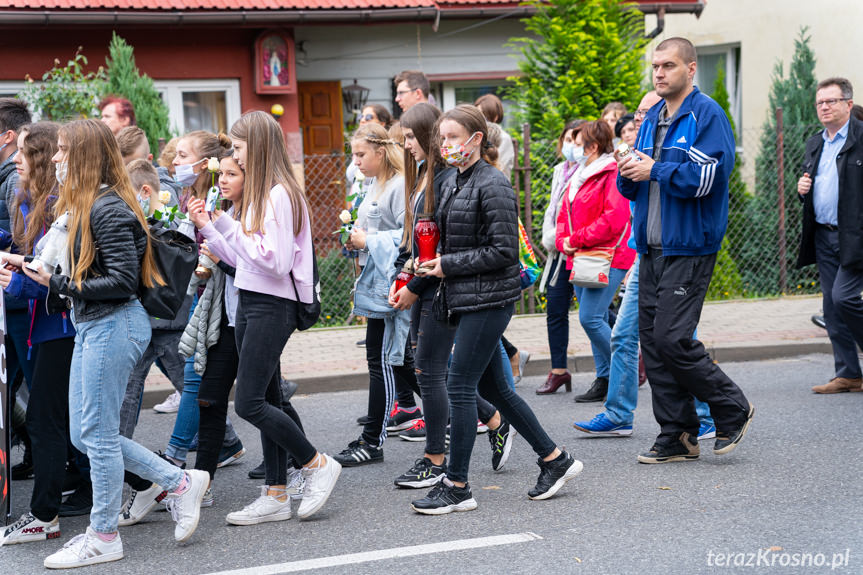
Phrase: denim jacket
[{"left": 353, "top": 228, "right": 410, "bottom": 366}]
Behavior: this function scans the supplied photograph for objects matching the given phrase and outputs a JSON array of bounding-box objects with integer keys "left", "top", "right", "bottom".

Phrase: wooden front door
[{"left": 299, "top": 81, "right": 345, "bottom": 251}]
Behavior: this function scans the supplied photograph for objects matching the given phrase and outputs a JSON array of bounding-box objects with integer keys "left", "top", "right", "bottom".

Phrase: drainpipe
[{"left": 645, "top": 7, "right": 666, "bottom": 40}]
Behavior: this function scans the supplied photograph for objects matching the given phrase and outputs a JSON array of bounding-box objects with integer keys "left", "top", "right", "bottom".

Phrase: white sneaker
[
  {"left": 43, "top": 527, "right": 123, "bottom": 569},
  {"left": 285, "top": 468, "right": 305, "bottom": 499},
  {"left": 297, "top": 454, "right": 341, "bottom": 520},
  {"left": 226, "top": 486, "right": 292, "bottom": 526},
  {"left": 0, "top": 512, "right": 60, "bottom": 546},
  {"left": 164, "top": 470, "right": 208, "bottom": 542},
  {"left": 153, "top": 391, "right": 181, "bottom": 414},
  {"left": 118, "top": 483, "right": 167, "bottom": 527}
]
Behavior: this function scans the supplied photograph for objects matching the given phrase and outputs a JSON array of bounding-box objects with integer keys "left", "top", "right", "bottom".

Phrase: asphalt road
[{"left": 4, "top": 353, "right": 862, "bottom": 574}]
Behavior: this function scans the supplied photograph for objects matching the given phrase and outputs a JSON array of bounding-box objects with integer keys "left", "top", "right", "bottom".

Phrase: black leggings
[{"left": 27, "top": 337, "right": 76, "bottom": 522}]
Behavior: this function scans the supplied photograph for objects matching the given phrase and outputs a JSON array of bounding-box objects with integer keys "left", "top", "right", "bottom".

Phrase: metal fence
[{"left": 303, "top": 109, "right": 822, "bottom": 326}]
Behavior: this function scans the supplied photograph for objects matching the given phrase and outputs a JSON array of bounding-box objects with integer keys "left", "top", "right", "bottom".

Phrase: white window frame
[
  {"left": 0, "top": 79, "right": 242, "bottom": 135},
  {"left": 152, "top": 79, "right": 242, "bottom": 135},
  {"left": 695, "top": 44, "right": 742, "bottom": 135}
]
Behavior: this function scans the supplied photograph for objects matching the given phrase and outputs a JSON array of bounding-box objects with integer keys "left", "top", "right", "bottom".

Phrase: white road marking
[{"left": 203, "top": 532, "right": 543, "bottom": 575}]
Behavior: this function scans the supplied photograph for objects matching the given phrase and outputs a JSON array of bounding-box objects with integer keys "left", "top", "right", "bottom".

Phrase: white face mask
[
  {"left": 55, "top": 161, "right": 68, "bottom": 186},
  {"left": 569, "top": 146, "right": 587, "bottom": 165},
  {"left": 174, "top": 159, "right": 205, "bottom": 187}
]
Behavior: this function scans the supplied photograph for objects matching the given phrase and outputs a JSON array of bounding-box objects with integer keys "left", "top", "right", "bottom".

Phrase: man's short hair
[
  {"left": 655, "top": 37, "right": 697, "bottom": 64},
  {"left": 394, "top": 70, "right": 430, "bottom": 98},
  {"left": 99, "top": 95, "right": 136, "bottom": 126},
  {"left": 817, "top": 77, "right": 854, "bottom": 100},
  {"left": 0, "top": 98, "right": 32, "bottom": 134},
  {"left": 126, "top": 158, "right": 159, "bottom": 194},
  {"left": 116, "top": 126, "right": 149, "bottom": 158}
]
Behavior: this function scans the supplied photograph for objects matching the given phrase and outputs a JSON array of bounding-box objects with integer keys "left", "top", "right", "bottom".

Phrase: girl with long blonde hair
[
  {"left": 188, "top": 110, "right": 340, "bottom": 525},
  {"left": 23, "top": 119, "right": 208, "bottom": 569},
  {"left": 330, "top": 121, "right": 417, "bottom": 468}
]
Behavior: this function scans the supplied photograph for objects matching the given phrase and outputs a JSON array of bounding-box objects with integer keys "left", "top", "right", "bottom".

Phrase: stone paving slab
[{"left": 141, "top": 295, "right": 830, "bottom": 406}]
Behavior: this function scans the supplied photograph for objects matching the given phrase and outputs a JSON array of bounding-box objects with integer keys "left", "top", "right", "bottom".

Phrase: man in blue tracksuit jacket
[{"left": 617, "top": 37, "right": 753, "bottom": 464}]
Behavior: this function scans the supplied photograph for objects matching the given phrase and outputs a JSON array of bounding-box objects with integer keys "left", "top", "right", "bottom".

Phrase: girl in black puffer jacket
[{"left": 409, "top": 105, "right": 583, "bottom": 516}]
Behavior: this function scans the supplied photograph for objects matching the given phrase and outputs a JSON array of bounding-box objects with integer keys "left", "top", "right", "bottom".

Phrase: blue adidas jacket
[{"left": 617, "top": 86, "right": 736, "bottom": 256}]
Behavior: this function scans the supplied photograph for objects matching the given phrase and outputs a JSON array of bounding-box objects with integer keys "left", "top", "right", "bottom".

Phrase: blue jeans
[
  {"left": 573, "top": 266, "right": 628, "bottom": 380},
  {"left": 7, "top": 308, "right": 38, "bottom": 391},
  {"left": 545, "top": 256, "right": 574, "bottom": 370},
  {"left": 603, "top": 256, "right": 715, "bottom": 428},
  {"left": 166, "top": 295, "right": 203, "bottom": 462},
  {"left": 499, "top": 340, "right": 515, "bottom": 390},
  {"left": 69, "top": 301, "right": 184, "bottom": 533}
]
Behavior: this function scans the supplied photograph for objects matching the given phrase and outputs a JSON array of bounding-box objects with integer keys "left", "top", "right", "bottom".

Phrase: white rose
[
  {"left": 207, "top": 157, "right": 220, "bottom": 172},
  {"left": 339, "top": 210, "right": 353, "bottom": 224},
  {"left": 158, "top": 190, "right": 172, "bottom": 204}
]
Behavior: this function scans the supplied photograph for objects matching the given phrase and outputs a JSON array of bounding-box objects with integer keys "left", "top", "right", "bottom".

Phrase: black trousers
[
  {"left": 815, "top": 226, "right": 863, "bottom": 379},
  {"left": 235, "top": 290, "right": 313, "bottom": 486},
  {"left": 27, "top": 337, "right": 76, "bottom": 522},
  {"left": 639, "top": 249, "right": 749, "bottom": 443},
  {"left": 361, "top": 318, "right": 418, "bottom": 447}
]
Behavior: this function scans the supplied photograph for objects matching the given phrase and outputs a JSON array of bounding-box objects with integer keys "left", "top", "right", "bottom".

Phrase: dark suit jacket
[{"left": 797, "top": 117, "right": 863, "bottom": 270}]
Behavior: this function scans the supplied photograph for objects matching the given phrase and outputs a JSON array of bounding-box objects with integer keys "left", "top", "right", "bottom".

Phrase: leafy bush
[
  {"left": 317, "top": 247, "right": 359, "bottom": 327},
  {"left": 18, "top": 48, "right": 105, "bottom": 121}
]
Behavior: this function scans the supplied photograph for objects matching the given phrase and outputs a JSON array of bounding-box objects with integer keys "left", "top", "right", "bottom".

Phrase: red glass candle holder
[{"left": 414, "top": 217, "right": 439, "bottom": 265}]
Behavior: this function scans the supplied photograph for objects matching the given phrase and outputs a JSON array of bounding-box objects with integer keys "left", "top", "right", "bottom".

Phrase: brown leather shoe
[
  {"left": 536, "top": 372, "right": 572, "bottom": 395},
  {"left": 812, "top": 377, "right": 863, "bottom": 394}
]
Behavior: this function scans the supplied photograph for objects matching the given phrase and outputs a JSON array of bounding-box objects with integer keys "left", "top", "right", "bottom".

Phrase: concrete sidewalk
[{"left": 141, "top": 294, "right": 830, "bottom": 407}]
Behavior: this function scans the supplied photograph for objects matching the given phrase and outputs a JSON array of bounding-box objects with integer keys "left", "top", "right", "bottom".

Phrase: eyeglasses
[
  {"left": 359, "top": 114, "right": 376, "bottom": 121},
  {"left": 396, "top": 89, "right": 417, "bottom": 98},
  {"left": 815, "top": 98, "right": 849, "bottom": 108},
  {"left": 634, "top": 109, "right": 650, "bottom": 118}
]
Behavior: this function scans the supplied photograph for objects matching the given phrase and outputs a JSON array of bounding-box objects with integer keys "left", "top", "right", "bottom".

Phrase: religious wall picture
[{"left": 255, "top": 30, "right": 297, "bottom": 95}]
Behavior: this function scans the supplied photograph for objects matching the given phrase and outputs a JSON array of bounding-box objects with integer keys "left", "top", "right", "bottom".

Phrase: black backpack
[
  {"left": 289, "top": 246, "right": 321, "bottom": 330},
  {"left": 138, "top": 218, "right": 198, "bottom": 319}
]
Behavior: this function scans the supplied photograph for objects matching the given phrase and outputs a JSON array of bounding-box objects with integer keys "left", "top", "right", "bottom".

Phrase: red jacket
[{"left": 555, "top": 158, "right": 636, "bottom": 271}]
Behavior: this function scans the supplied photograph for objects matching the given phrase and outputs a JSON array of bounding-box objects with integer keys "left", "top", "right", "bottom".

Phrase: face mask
[
  {"left": 417, "top": 159, "right": 425, "bottom": 169},
  {"left": 441, "top": 133, "right": 479, "bottom": 168},
  {"left": 561, "top": 142, "right": 577, "bottom": 164},
  {"left": 137, "top": 194, "right": 150, "bottom": 216},
  {"left": 55, "top": 161, "right": 68, "bottom": 186},
  {"left": 174, "top": 159, "right": 204, "bottom": 187},
  {"left": 566, "top": 146, "right": 587, "bottom": 165}
]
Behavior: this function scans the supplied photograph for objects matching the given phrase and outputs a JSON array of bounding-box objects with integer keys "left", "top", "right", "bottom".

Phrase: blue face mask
[
  {"left": 137, "top": 194, "right": 150, "bottom": 216},
  {"left": 561, "top": 142, "right": 577, "bottom": 164},
  {"left": 173, "top": 159, "right": 205, "bottom": 188}
]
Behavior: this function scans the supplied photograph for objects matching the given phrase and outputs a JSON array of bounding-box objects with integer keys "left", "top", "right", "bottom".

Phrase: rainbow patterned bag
[{"left": 518, "top": 219, "right": 541, "bottom": 290}]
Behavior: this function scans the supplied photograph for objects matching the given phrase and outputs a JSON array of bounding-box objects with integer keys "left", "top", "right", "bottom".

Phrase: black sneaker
[
  {"left": 386, "top": 407, "right": 423, "bottom": 432},
  {"left": 714, "top": 404, "right": 755, "bottom": 455},
  {"left": 62, "top": 468, "right": 85, "bottom": 497},
  {"left": 248, "top": 460, "right": 265, "bottom": 480},
  {"left": 528, "top": 451, "right": 583, "bottom": 500},
  {"left": 574, "top": 377, "right": 609, "bottom": 403},
  {"left": 399, "top": 418, "right": 427, "bottom": 442},
  {"left": 332, "top": 438, "right": 384, "bottom": 467},
  {"left": 394, "top": 457, "right": 447, "bottom": 489},
  {"left": 11, "top": 451, "right": 33, "bottom": 481},
  {"left": 59, "top": 481, "right": 93, "bottom": 517},
  {"left": 356, "top": 415, "right": 373, "bottom": 426},
  {"left": 637, "top": 432, "right": 700, "bottom": 464},
  {"left": 280, "top": 378, "right": 299, "bottom": 405},
  {"left": 488, "top": 419, "right": 517, "bottom": 472},
  {"left": 411, "top": 478, "right": 477, "bottom": 515}
]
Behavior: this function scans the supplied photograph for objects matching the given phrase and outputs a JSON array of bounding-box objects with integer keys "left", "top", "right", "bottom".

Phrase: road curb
[{"left": 140, "top": 341, "right": 832, "bottom": 408}]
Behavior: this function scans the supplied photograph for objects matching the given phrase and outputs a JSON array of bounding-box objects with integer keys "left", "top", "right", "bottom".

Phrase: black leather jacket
[
  {"left": 436, "top": 159, "right": 521, "bottom": 314},
  {"left": 49, "top": 190, "right": 147, "bottom": 322}
]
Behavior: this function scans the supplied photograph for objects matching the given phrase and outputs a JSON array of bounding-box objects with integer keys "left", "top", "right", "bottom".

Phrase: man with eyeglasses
[
  {"left": 394, "top": 70, "right": 429, "bottom": 112},
  {"left": 796, "top": 77, "right": 863, "bottom": 394}
]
